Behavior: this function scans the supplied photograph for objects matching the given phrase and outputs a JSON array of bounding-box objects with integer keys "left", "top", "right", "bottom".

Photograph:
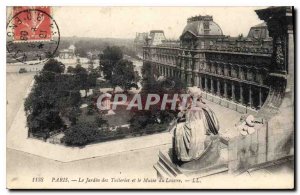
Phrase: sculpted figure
[{"left": 174, "top": 90, "right": 219, "bottom": 162}]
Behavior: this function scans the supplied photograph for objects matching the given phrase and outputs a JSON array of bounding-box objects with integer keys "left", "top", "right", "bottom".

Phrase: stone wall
[
  {"left": 228, "top": 124, "right": 268, "bottom": 173},
  {"left": 266, "top": 95, "right": 294, "bottom": 161},
  {"left": 228, "top": 113, "right": 294, "bottom": 173}
]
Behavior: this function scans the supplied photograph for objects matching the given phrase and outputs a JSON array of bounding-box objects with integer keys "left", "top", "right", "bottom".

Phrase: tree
[
  {"left": 42, "top": 58, "right": 65, "bottom": 73},
  {"left": 73, "top": 64, "right": 88, "bottom": 74},
  {"left": 69, "top": 91, "right": 82, "bottom": 107},
  {"left": 111, "top": 59, "right": 139, "bottom": 92},
  {"left": 87, "top": 69, "right": 99, "bottom": 89},
  {"left": 34, "top": 70, "right": 56, "bottom": 84},
  {"left": 129, "top": 108, "right": 176, "bottom": 136},
  {"left": 128, "top": 61, "right": 183, "bottom": 136},
  {"left": 67, "top": 66, "right": 75, "bottom": 73},
  {"left": 70, "top": 64, "right": 89, "bottom": 97},
  {"left": 87, "top": 103, "right": 95, "bottom": 115},
  {"left": 24, "top": 60, "right": 83, "bottom": 139},
  {"left": 67, "top": 64, "right": 98, "bottom": 96},
  {"left": 100, "top": 46, "right": 123, "bottom": 80},
  {"left": 88, "top": 59, "right": 94, "bottom": 72},
  {"left": 61, "top": 122, "right": 99, "bottom": 146},
  {"left": 95, "top": 115, "right": 108, "bottom": 128},
  {"left": 24, "top": 88, "right": 64, "bottom": 139},
  {"left": 67, "top": 107, "right": 81, "bottom": 125}
]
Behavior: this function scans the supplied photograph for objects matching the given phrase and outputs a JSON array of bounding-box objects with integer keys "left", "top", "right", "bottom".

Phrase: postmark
[{"left": 6, "top": 6, "right": 60, "bottom": 65}]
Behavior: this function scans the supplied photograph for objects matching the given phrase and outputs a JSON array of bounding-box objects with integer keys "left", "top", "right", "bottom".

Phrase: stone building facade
[
  {"left": 59, "top": 44, "right": 76, "bottom": 59},
  {"left": 143, "top": 15, "right": 273, "bottom": 113},
  {"left": 154, "top": 7, "right": 294, "bottom": 177}
]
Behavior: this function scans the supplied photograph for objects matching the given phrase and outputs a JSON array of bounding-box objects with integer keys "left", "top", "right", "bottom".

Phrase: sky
[{"left": 15, "top": 6, "right": 269, "bottom": 39}]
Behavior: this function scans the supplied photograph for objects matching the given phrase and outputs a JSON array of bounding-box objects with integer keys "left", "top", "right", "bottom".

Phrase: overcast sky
[{"left": 51, "top": 7, "right": 267, "bottom": 39}]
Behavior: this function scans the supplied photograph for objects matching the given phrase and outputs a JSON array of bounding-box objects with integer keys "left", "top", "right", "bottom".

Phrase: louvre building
[{"left": 143, "top": 15, "right": 276, "bottom": 114}]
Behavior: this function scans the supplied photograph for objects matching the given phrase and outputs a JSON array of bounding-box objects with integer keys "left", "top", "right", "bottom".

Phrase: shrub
[
  {"left": 95, "top": 115, "right": 108, "bottom": 128},
  {"left": 87, "top": 103, "right": 95, "bottom": 115},
  {"left": 61, "top": 122, "right": 99, "bottom": 146}
]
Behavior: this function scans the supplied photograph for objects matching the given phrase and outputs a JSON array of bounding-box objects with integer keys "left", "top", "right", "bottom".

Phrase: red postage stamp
[
  {"left": 12, "top": 6, "right": 52, "bottom": 42},
  {"left": 6, "top": 6, "right": 60, "bottom": 64}
]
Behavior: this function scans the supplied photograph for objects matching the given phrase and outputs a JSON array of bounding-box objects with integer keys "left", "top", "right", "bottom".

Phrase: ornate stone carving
[{"left": 275, "top": 37, "right": 285, "bottom": 70}]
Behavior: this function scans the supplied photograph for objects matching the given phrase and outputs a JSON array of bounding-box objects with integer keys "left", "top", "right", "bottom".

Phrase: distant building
[
  {"left": 247, "top": 22, "right": 271, "bottom": 40},
  {"left": 143, "top": 15, "right": 273, "bottom": 113},
  {"left": 59, "top": 45, "right": 76, "bottom": 59},
  {"left": 87, "top": 50, "right": 102, "bottom": 60},
  {"left": 147, "top": 30, "right": 166, "bottom": 46},
  {"left": 154, "top": 7, "right": 295, "bottom": 179}
]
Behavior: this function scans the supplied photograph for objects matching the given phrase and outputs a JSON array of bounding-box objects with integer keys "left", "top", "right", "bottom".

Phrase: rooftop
[{"left": 182, "top": 15, "right": 223, "bottom": 37}]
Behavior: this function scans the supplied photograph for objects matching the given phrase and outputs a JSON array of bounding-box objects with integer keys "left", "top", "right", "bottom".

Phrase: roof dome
[{"left": 181, "top": 15, "right": 223, "bottom": 37}]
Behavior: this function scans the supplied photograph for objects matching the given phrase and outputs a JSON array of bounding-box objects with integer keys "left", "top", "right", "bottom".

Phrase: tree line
[
  {"left": 24, "top": 58, "right": 102, "bottom": 141},
  {"left": 24, "top": 45, "right": 184, "bottom": 146}
]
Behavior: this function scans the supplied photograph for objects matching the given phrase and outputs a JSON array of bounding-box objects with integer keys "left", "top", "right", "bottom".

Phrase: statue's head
[{"left": 187, "top": 86, "right": 202, "bottom": 100}]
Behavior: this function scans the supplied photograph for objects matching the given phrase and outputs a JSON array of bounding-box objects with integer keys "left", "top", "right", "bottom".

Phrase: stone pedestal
[{"left": 154, "top": 136, "right": 229, "bottom": 179}]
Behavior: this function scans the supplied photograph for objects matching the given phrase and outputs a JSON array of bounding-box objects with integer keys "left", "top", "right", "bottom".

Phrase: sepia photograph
[{"left": 5, "top": 5, "right": 295, "bottom": 189}]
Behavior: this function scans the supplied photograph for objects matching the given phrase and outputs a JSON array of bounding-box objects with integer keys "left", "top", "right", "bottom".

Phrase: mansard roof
[{"left": 181, "top": 15, "right": 223, "bottom": 38}]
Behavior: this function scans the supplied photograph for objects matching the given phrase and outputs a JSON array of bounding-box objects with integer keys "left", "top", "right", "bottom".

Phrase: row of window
[
  {"left": 146, "top": 51, "right": 271, "bottom": 67},
  {"left": 154, "top": 62, "right": 266, "bottom": 85}
]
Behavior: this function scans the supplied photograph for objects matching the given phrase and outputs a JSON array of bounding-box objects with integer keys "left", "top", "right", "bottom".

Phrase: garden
[{"left": 24, "top": 46, "right": 182, "bottom": 147}]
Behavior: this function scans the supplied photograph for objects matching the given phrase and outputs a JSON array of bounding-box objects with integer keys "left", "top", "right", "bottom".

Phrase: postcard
[{"left": 6, "top": 6, "right": 294, "bottom": 189}]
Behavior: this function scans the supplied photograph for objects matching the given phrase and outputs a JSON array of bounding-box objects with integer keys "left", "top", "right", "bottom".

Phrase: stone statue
[{"left": 174, "top": 89, "right": 220, "bottom": 164}]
